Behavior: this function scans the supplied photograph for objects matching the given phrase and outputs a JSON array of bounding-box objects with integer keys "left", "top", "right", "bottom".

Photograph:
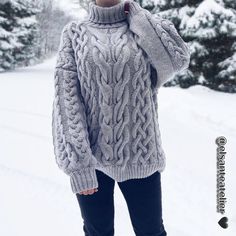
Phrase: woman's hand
[{"left": 78, "top": 188, "right": 98, "bottom": 195}]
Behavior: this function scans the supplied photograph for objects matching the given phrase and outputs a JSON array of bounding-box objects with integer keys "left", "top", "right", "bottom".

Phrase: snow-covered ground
[{"left": 0, "top": 57, "right": 235, "bottom": 236}]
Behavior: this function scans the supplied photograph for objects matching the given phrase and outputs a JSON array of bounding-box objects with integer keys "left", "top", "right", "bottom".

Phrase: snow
[
  {"left": 0, "top": 57, "right": 235, "bottom": 235},
  {"left": 184, "top": 0, "right": 236, "bottom": 38},
  {"left": 16, "top": 16, "right": 37, "bottom": 26}
]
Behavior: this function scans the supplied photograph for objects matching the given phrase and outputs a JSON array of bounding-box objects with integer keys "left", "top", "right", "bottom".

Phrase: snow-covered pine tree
[
  {"left": 0, "top": 0, "right": 16, "bottom": 71},
  {"left": 0, "top": 0, "right": 39, "bottom": 71},
  {"left": 182, "top": 0, "right": 236, "bottom": 92},
  {"left": 215, "top": 0, "right": 236, "bottom": 92},
  {"left": 151, "top": 0, "right": 236, "bottom": 92}
]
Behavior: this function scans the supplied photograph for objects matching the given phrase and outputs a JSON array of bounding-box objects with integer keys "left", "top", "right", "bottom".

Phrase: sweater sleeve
[
  {"left": 126, "top": 0, "right": 191, "bottom": 89},
  {"left": 52, "top": 21, "right": 98, "bottom": 194}
]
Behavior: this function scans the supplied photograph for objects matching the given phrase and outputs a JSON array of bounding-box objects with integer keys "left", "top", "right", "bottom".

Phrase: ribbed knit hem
[
  {"left": 96, "top": 162, "right": 166, "bottom": 182},
  {"left": 69, "top": 167, "right": 98, "bottom": 194}
]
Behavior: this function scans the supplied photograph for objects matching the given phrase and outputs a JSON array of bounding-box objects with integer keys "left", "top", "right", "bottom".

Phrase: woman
[{"left": 52, "top": 0, "right": 190, "bottom": 235}]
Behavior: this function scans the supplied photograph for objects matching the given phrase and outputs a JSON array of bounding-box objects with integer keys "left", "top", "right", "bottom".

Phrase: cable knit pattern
[
  {"left": 52, "top": 22, "right": 98, "bottom": 193},
  {"left": 145, "top": 13, "right": 190, "bottom": 72},
  {"left": 51, "top": 0, "right": 190, "bottom": 194},
  {"left": 126, "top": 0, "right": 191, "bottom": 88}
]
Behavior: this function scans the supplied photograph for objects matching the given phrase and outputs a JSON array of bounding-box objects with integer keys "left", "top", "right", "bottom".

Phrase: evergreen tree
[
  {"left": 0, "top": 0, "right": 39, "bottom": 71},
  {"left": 216, "top": 0, "right": 236, "bottom": 92},
  {"left": 148, "top": 0, "right": 236, "bottom": 92},
  {"left": 182, "top": 0, "right": 236, "bottom": 92},
  {"left": 0, "top": 0, "right": 16, "bottom": 71}
]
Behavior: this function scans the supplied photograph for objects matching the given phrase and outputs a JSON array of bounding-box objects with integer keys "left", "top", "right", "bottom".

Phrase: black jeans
[{"left": 75, "top": 169, "right": 167, "bottom": 236}]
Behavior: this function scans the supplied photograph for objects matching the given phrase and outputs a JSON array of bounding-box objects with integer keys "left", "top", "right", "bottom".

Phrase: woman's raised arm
[{"left": 126, "top": 0, "right": 191, "bottom": 88}]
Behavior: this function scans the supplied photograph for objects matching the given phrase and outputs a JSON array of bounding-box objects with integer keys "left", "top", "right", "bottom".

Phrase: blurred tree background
[{"left": 0, "top": 0, "right": 74, "bottom": 71}]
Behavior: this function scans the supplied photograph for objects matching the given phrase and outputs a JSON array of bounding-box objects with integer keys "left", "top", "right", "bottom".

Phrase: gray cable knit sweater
[{"left": 52, "top": 0, "right": 190, "bottom": 194}]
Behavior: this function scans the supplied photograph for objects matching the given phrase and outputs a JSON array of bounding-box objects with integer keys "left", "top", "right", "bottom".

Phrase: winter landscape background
[{"left": 0, "top": 0, "right": 236, "bottom": 236}]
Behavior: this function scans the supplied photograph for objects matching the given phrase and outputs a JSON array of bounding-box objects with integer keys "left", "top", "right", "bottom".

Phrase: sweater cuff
[{"left": 69, "top": 167, "right": 98, "bottom": 194}]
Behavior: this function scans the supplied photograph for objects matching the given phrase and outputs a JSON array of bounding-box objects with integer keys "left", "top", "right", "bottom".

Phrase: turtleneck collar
[{"left": 87, "top": 0, "right": 127, "bottom": 24}]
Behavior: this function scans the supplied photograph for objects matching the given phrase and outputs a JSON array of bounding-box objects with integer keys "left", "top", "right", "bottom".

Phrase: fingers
[{"left": 79, "top": 188, "right": 98, "bottom": 195}]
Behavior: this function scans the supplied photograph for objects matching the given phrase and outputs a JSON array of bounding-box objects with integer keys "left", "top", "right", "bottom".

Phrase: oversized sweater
[{"left": 51, "top": 0, "right": 190, "bottom": 194}]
